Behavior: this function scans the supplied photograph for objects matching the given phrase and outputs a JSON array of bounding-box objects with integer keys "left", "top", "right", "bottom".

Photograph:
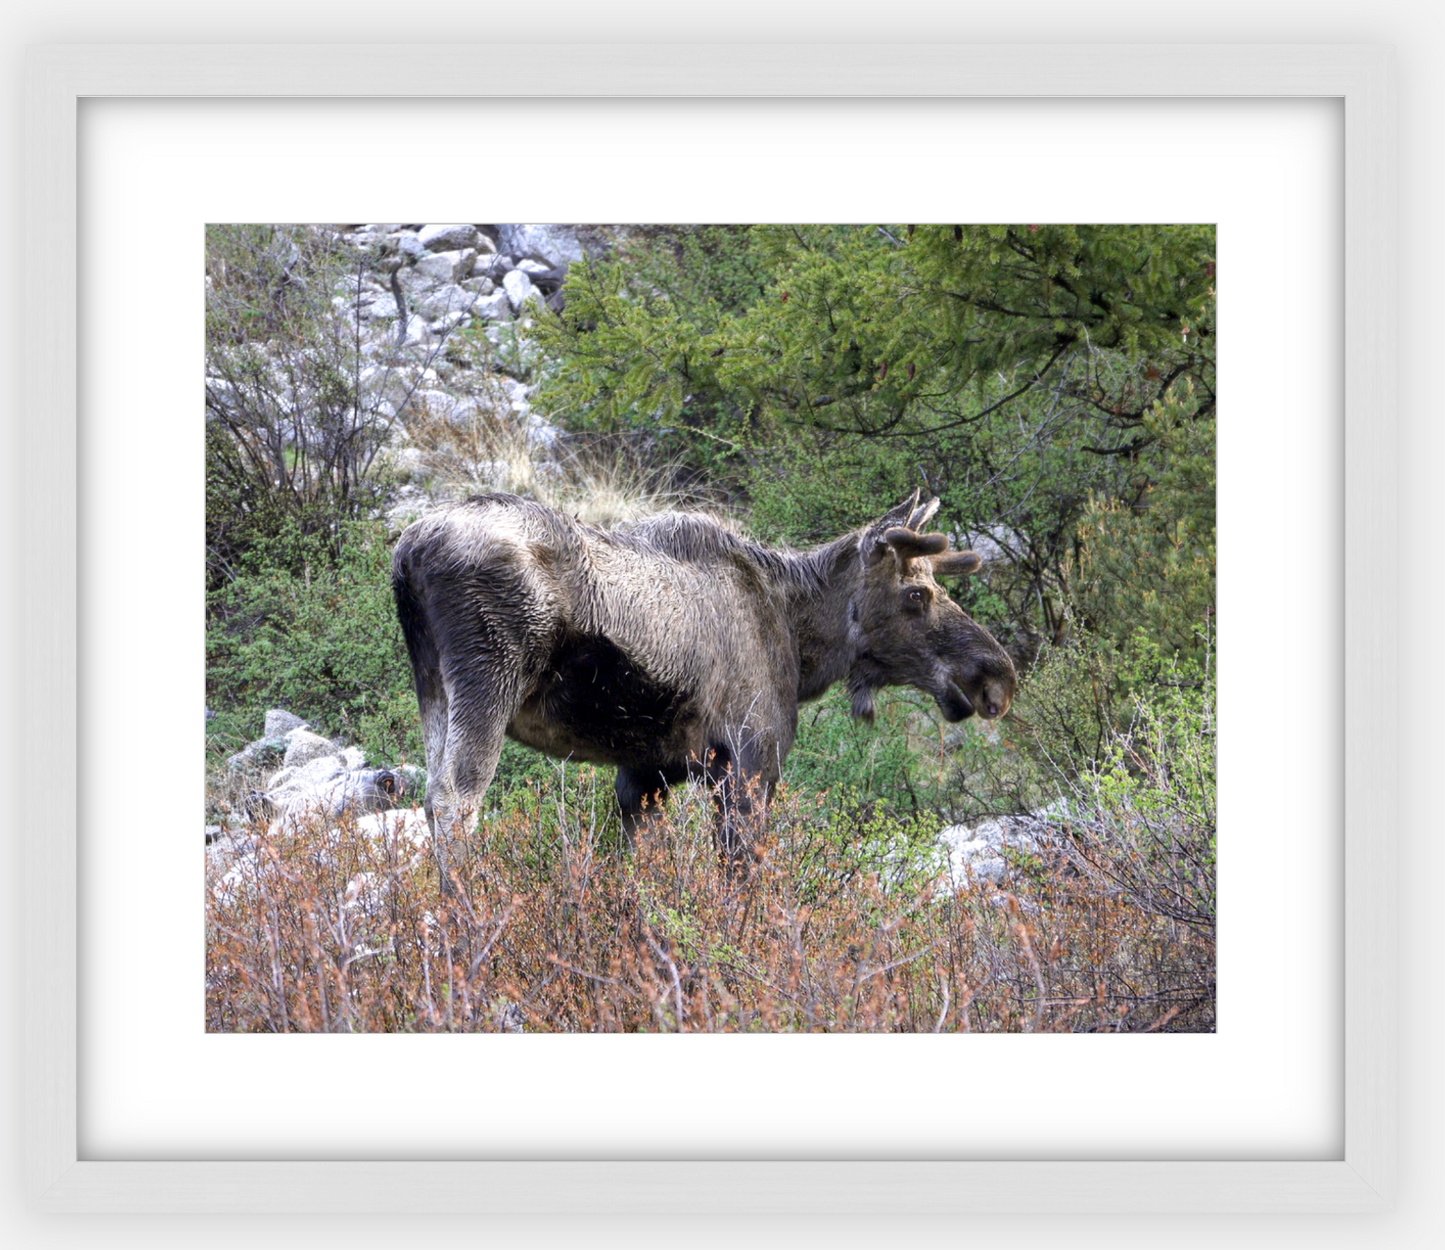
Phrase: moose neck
[{"left": 776, "top": 533, "right": 870, "bottom": 704}]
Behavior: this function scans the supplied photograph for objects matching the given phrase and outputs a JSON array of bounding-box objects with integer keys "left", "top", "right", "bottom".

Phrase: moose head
[{"left": 847, "top": 491, "right": 1017, "bottom": 725}]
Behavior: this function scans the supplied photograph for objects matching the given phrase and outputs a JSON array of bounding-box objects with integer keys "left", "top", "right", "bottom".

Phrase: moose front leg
[
  {"left": 614, "top": 763, "right": 687, "bottom": 849},
  {"left": 702, "top": 742, "right": 778, "bottom": 877}
]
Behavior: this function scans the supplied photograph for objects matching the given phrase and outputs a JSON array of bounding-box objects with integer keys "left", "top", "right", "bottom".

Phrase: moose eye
[{"left": 904, "top": 587, "right": 928, "bottom": 611}]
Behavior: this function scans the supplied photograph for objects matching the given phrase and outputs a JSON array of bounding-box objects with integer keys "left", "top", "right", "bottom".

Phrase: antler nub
[
  {"left": 931, "top": 549, "right": 984, "bottom": 577},
  {"left": 883, "top": 527, "right": 948, "bottom": 560}
]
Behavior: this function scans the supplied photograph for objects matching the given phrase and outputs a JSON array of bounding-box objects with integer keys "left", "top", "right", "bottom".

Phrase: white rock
[
  {"left": 495, "top": 225, "right": 584, "bottom": 266},
  {"left": 264, "top": 709, "right": 308, "bottom": 738},
  {"left": 401, "top": 314, "right": 432, "bottom": 346},
  {"left": 364, "top": 297, "right": 403, "bottom": 321},
  {"left": 416, "top": 283, "right": 478, "bottom": 320},
  {"left": 261, "top": 752, "right": 350, "bottom": 805},
  {"left": 411, "top": 249, "right": 476, "bottom": 284},
  {"left": 392, "top": 232, "right": 426, "bottom": 258},
  {"left": 501, "top": 269, "right": 535, "bottom": 313},
  {"left": 355, "top": 806, "right": 430, "bottom": 851},
  {"left": 215, "top": 805, "right": 429, "bottom": 912},
  {"left": 524, "top": 413, "right": 562, "bottom": 450},
  {"left": 263, "top": 764, "right": 297, "bottom": 792},
  {"left": 225, "top": 737, "right": 287, "bottom": 773},
  {"left": 475, "top": 254, "right": 513, "bottom": 282},
  {"left": 418, "top": 224, "right": 480, "bottom": 252},
  {"left": 430, "top": 310, "right": 472, "bottom": 335},
  {"left": 404, "top": 388, "right": 474, "bottom": 426},
  {"left": 283, "top": 728, "right": 341, "bottom": 769},
  {"left": 344, "top": 225, "right": 401, "bottom": 246},
  {"left": 936, "top": 817, "right": 1047, "bottom": 887},
  {"left": 499, "top": 378, "right": 531, "bottom": 410},
  {"left": 473, "top": 289, "right": 513, "bottom": 321}
]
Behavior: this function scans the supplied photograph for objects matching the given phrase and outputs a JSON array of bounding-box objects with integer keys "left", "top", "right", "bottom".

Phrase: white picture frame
[{"left": 21, "top": 43, "right": 1396, "bottom": 1213}]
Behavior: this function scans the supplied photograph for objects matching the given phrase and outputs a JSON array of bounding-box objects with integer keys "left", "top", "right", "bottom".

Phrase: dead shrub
[{"left": 206, "top": 767, "right": 1213, "bottom": 1033}]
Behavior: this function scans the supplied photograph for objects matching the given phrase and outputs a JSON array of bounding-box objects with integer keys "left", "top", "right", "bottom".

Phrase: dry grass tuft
[{"left": 397, "top": 379, "right": 710, "bottom": 528}]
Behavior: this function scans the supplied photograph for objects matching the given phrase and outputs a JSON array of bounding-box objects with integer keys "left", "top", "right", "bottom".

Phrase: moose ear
[
  {"left": 905, "top": 495, "right": 941, "bottom": 532},
  {"left": 875, "top": 487, "right": 923, "bottom": 531},
  {"left": 884, "top": 527, "right": 949, "bottom": 561},
  {"left": 931, "top": 549, "right": 984, "bottom": 577}
]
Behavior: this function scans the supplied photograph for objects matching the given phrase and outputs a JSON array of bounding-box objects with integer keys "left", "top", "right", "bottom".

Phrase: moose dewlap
[{"left": 392, "top": 490, "right": 1016, "bottom": 890}]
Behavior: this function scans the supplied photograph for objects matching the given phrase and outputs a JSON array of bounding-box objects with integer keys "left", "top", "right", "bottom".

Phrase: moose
[{"left": 392, "top": 490, "right": 1016, "bottom": 890}]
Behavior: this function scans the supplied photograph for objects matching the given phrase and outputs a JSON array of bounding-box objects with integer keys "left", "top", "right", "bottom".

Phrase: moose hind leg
[{"left": 428, "top": 697, "right": 514, "bottom": 895}]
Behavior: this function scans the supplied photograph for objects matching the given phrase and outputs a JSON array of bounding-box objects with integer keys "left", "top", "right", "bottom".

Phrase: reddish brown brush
[{"left": 206, "top": 778, "right": 1214, "bottom": 1034}]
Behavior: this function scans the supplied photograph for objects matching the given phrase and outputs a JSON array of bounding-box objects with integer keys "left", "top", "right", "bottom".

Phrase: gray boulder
[
  {"left": 226, "top": 737, "right": 287, "bottom": 773},
  {"left": 501, "top": 269, "right": 536, "bottom": 313},
  {"left": 415, "top": 283, "right": 478, "bottom": 321},
  {"left": 344, "top": 224, "right": 402, "bottom": 247},
  {"left": 475, "top": 254, "right": 514, "bottom": 283},
  {"left": 356, "top": 291, "right": 401, "bottom": 320},
  {"left": 264, "top": 709, "right": 308, "bottom": 737},
  {"left": 264, "top": 767, "right": 408, "bottom": 825},
  {"left": 418, "top": 224, "right": 480, "bottom": 252},
  {"left": 404, "top": 388, "right": 476, "bottom": 427},
  {"left": 495, "top": 225, "right": 584, "bottom": 267},
  {"left": 283, "top": 728, "right": 342, "bottom": 769},
  {"left": 264, "top": 757, "right": 329, "bottom": 796},
  {"left": 524, "top": 412, "right": 562, "bottom": 451},
  {"left": 430, "top": 310, "right": 472, "bottom": 335},
  {"left": 938, "top": 815, "right": 1049, "bottom": 886},
  {"left": 412, "top": 249, "right": 476, "bottom": 284},
  {"left": 472, "top": 289, "right": 513, "bottom": 321},
  {"left": 498, "top": 378, "right": 531, "bottom": 411}
]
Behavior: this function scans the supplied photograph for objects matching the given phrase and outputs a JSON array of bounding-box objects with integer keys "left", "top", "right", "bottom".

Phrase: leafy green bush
[
  {"left": 744, "top": 430, "right": 918, "bottom": 545},
  {"left": 785, "top": 686, "right": 938, "bottom": 814},
  {"left": 1071, "top": 379, "right": 1215, "bottom": 665},
  {"left": 1010, "top": 628, "right": 1215, "bottom": 937},
  {"left": 206, "top": 516, "right": 421, "bottom": 767}
]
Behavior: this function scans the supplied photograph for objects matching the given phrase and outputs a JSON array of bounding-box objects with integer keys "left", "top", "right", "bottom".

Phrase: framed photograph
[{"left": 22, "top": 44, "right": 1395, "bottom": 1212}]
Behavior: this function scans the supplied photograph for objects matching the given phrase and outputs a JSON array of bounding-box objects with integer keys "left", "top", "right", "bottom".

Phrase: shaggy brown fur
[{"left": 392, "top": 490, "right": 1016, "bottom": 890}]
